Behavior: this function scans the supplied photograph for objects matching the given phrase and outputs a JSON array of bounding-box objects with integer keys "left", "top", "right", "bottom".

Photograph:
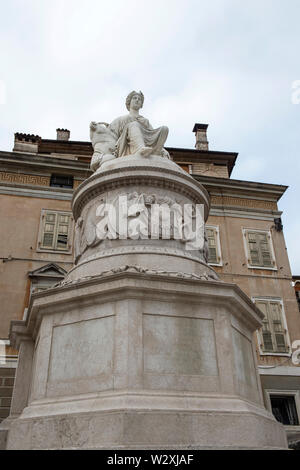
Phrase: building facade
[
  {"left": 293, "top": 276, "right": 300, "bottom": 313},
  {"left": 0, "top": 125, "right": 299, "bottom": 445}
]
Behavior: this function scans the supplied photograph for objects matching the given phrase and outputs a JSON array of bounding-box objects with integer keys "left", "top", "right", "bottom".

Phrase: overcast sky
[{"left": 0, "top": 0, "right": 299, "bottom": 273}]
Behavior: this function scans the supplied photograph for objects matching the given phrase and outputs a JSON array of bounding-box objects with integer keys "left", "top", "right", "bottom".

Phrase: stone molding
[
  {"left": 72, "top": 160, "right": 211, "bottom": 221},
  {"left": 15, "top": 391, "right": 274, "bottom": 420},
  {"left": 210, "top": 208, "right": 282, "bottom": 221},
  {"left": 58, "top": 264, "right": 219, "bottom": 288},
  {"left": 0, "top": 184, "right": 73, "bottom": 201},
  {"left": 72, "top": 246, "right": 212, "bottom": 272},
  {"left": 8, "top": 270, "right": 264, "bottom": 350}
]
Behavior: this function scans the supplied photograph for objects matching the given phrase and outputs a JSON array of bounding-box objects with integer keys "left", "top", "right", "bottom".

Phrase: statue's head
[{"left": 126, "top": 90, "right": 144, "bottom": 111}]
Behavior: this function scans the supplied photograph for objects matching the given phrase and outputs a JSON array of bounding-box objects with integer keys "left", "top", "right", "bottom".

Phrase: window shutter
[
  {"left": 247, "top": 232, "right": 260, "bottom": 265},
  {"left": 262, "top": 332, "right": 274, "bottom": 351},
  {"left": 256, "top": 301, "right": 274, "bottom": 352},
  {"left": 275, "top": 334, "right": 286, "bottom": 352},
  {"left": 255, "top": 299, "right": 288, "bottom": 353},
  {"left": 55, "top": 214, "right": 70, "bottom": 250},
  {"left": 207, "top": 228, "right": 218, "bottom": 264},
  {"left": 246, "top": 231, "right": 274, "bottom": 267},
  {"left": 258, "top": 233, "right": 272, "bottom": 267},
  {"left": 40, "top": 211, "right": 71, "bottom": 252},
  {"left": 270, "top": 302, "right": 287, "bottom": 352},
  {"left": 42, "top": 213, "right": 57, "bottom": 249},
  {"left": 42, "top": 232, "right": 54, "bottom": 248}
]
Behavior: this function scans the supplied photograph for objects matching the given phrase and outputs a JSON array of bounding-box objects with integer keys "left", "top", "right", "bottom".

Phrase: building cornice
[
  {"left": 167, "top": 147, "right": 237, "bottom": 176},
  {"left": 0, "top": 151, "right": 288, "bottom": 202},
  {"left": 1, "top": 145, "right": 238, "bottom": 176},
  {"left": 0, "top": 151, "right": 91, "bottom": 177},
  {"left": 0, "top": 182, "right": 73, "bottom": 200},
  {"left": 210, "top": 207, "right": 282, "bottom": 221},
  {"left": 194, "top": 175, "right": 288, "bottom": 202},
  {"left": 258, "top": 366, "right": 300, "bottom": 376}
]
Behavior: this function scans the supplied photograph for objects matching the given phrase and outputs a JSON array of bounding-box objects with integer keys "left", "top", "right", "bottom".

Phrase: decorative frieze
[
  {"left": 0, "top": 172, "right": 50, "bottom": 186},
  {"left": 57, "top": 264, "right": 219, "bottom": 288},
  {"left": 74, "top": 191, "right": 208, "bottom": 264},
  {"left": 211, "top": 195, "right": 277, "bottom": 211}
]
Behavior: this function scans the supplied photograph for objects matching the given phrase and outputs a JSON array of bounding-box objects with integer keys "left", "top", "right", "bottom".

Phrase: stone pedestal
[{"left": 4, "top": 155, "right": 287, "bottom": 449}]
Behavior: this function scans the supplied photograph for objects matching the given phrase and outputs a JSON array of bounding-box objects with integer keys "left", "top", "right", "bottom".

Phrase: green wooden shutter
[
  {"left": 207, "top": 228, "right": 218, "bottom": 264},
  {"left": 41, "top": 212, "right": 71, "bottom": 251},
  {"left": 247, "top": 231, "right": 273, "bottom": 267},
  {"left": 255, "top": 300, "right": 288, "bottom": 353},
  {"left": 42, "top": 212, "right": 57, "bottom": 249},
  {"left": 258, "top": 233, "right": 272, "bottom": 267},
  {"left": 256, "top": 300, "right": 274, "bottom": 352},
  {"left": 269, "top": 302, "right": 287, "bottom": 352},
  {"left": 247, "top": 232, "right": 260, "bottom": 265},
  {"left": 55, "top": 214, "right": 70, "bottom": 250}
]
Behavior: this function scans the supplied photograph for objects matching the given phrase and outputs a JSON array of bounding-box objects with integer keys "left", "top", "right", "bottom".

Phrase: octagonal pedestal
[{"left": 5, "top": 273, "right": 287, "bottom": 449}]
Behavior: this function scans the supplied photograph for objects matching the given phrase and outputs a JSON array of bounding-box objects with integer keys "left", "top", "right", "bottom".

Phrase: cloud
[{"left": 1, "top": 0, "right": 300, "bottom": 272}]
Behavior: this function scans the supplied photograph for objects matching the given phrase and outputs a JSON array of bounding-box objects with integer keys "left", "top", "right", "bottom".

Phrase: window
[
  {"left": 296, "top": 290, "right": 300, "bottom": 312},
  {"left": 50, "top": 174, "right": 73, "bottom": 188},
  {"left": 243, "top": 229, "right": 276, "bottom": 269},
  {"left": 179, "top": 164, "right": 190, "bottom": 173},
  {"left": 37, "top": 210, "right": 73, "bottom": 253},
  {"left": 206, "top": 226, "right": 222, "bottom": 266},
  {"left": 254, "top": 298, "right": 289, "bottom": 354},
  {"left": 29, "top": 264, "right": 67, "bottom": 294},
  {"left": 270, "top": 395, "right": 299, "bottom": 426}
]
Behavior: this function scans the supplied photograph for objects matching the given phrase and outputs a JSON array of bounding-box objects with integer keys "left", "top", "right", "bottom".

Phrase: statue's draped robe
[{"left": 109, "top": 114, "right": 167, "bottom": 157}]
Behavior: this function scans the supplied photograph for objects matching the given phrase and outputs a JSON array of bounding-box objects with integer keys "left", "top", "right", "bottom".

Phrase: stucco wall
[{"left": 0, "top": 194, "right": 73, "bottom": 337}]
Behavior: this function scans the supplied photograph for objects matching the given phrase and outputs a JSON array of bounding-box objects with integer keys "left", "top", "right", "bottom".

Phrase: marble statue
[
  {"left": 90, "top": 91, "right": 170, "bottom": 172},
  {"left": 90, "top": 121, "right": 117, "bottom": 172}
]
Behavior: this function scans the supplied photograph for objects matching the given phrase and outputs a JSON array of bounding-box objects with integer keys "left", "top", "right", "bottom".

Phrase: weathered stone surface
[
  {"left": 7, "top": 407, "right": 287, "bottom": 449},
  {"left": 5, "top": 273, "right": 287, "bottom": 449},
  {"left": 49, "top": 316, "right": 114, "bottom": 383},
  {"left": 143, "top": 315, "right": 218, "bottom": 376}
]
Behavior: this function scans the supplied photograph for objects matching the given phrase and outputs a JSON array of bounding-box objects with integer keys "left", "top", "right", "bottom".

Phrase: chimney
[
  {"left": 13, "top": 132, "right": 41, "bottom": 153},
  {"left": 56, "top": 128, "right": 70, "bottom": 141},
  {"left": 193, "top": 123, "right": 209, "bottom": 150}
]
